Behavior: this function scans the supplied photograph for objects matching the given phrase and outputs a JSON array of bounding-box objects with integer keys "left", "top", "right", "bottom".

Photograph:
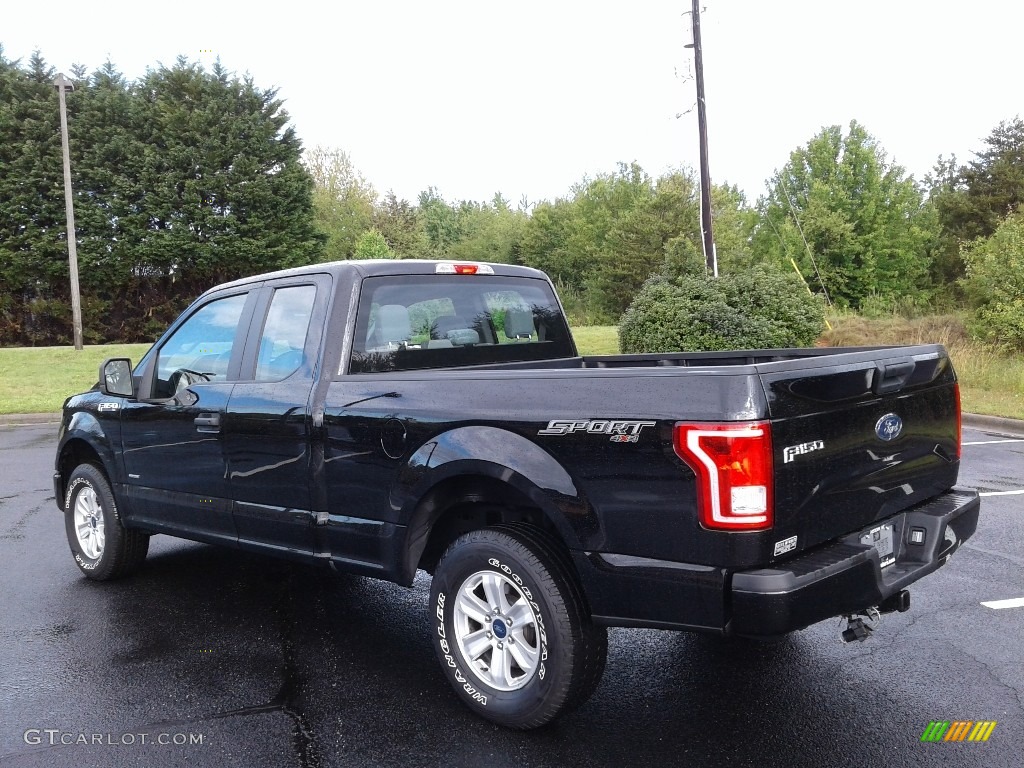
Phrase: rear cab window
[
  {"left": 349, "top": 275, "right": 574, "bottom": 373},
  {"left": 254, "top": 284, "right": 317, "bottom": 381}
]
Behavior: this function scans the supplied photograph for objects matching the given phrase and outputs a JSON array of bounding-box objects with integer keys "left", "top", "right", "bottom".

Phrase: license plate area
[{"left": 861, "top": 523, "right": 895, "bottom": 568}]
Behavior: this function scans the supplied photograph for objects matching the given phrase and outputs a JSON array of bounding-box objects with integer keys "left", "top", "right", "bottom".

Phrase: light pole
[{"left": 54, "top": 73, "right": 84, "bottom": 350}]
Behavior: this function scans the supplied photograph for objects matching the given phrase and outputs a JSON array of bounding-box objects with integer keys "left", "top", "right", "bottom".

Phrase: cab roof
[{"left": 205, "top": 259, "right": 549, "bottom": 295}]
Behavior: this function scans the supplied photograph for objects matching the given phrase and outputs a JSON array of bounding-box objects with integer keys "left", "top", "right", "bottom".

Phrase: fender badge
[
  {"left": 539, "top": 419, "right": 656, "bottom": 442},
  {"left": 783, "top": 440, "right": 824, "bottom": 463},
  {"left": 97, "top": 402, "right": 121, "bottom": 412},
  {"left": 875, "top": 413, "right": 903, "bottom": 442}
]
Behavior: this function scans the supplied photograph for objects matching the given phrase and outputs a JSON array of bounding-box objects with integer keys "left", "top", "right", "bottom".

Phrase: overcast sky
[{"left": 4, "top": 0, "right": 1020, "bottom": 205}]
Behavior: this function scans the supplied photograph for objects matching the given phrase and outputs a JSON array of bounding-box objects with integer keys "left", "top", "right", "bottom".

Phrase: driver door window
[{"left": 154, "top": 293, "right": 248, "bottom": 398}]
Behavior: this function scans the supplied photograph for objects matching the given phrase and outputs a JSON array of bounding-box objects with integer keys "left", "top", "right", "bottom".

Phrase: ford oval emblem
[{"left": 875, "top": 413, "right": 903, "bottom": 442}]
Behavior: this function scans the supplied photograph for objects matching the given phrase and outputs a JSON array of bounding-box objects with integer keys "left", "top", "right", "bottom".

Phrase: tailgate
[{"left": 758, "top": 346, "right": 960, "bottom": 558}]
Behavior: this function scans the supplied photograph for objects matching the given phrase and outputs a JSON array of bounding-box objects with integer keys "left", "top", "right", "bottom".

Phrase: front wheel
[
  {"left": 64, "top": 464, "right": 149, "bottom": 581},
  {"left": 429, "top": 524, "right": 607, "bottom": 729}
]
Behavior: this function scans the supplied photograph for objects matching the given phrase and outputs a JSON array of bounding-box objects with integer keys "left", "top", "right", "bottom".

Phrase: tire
[
  {"left": 500, "top": 522, "right": 607, "bottom": 715},
  {"left": 429, "top": 524, "right": 607, "bottom": 729},
  {"left": 64, "top": 464, "right": 149, "bottom": 581}
]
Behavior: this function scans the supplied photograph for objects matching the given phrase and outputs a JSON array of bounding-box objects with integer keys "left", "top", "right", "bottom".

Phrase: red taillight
[
  {"left": 453, "top": 264, "right": 478, "bottom": 274},
  {"left": 954, "top": 382, "right": 962, "bottom": 460},
  {"left": 673, "top": 421, "right": 774, "bottom": 531}
]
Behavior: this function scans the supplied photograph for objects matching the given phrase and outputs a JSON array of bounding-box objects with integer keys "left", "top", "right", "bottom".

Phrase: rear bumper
[{"left": 728, "top": 487, "right": 980, "bottom": 637}]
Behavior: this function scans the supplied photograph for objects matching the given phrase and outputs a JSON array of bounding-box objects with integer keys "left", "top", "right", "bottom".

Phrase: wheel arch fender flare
[
  {"left": 55, "top": 411, "right": 120, "bottom": 501},
  {"left": 395, "top": 425, "right": 595, "bottom": 581}
]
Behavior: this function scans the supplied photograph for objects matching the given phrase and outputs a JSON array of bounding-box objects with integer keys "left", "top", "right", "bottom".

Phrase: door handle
[
  {"left": 874, "top": 359, "right": 916, "bottom": 395},
  {"left": 194, "top": 412, "right": 221, "bottom": 433}
]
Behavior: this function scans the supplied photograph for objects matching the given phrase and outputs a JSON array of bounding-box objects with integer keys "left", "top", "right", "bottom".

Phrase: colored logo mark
[
  {"left": 875, "top": 413, "right": 903, "bottom": 442},
  {"left": 920, "top": 721, "right": 997, "bottom": 742}
]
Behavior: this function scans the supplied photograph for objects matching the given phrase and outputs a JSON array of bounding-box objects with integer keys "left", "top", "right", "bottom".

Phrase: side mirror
[{"left": 100, "top": 358, "right": 135, "bottom": 398}]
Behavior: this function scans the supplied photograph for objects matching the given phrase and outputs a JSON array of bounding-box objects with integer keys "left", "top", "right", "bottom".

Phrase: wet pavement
[{"left": 1, "top": 423, "right": 1022, "bottom": 767}]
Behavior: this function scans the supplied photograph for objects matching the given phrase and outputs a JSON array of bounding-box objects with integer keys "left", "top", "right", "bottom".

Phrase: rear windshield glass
[{"left": 349, "top": 275, "right": 575, "bottom": 373}]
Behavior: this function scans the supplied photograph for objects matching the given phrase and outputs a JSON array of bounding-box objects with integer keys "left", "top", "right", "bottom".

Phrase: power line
[{"left": 778, "top": 176, "right": 833, "bottom": 307}]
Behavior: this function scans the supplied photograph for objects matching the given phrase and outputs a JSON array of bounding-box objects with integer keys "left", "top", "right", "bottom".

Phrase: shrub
[
  {"left": 961, "top": 211, "right": 1024, "bottom": 351},
  {"left": 619, "top": 266, "right": 826, "bottom": 353}
]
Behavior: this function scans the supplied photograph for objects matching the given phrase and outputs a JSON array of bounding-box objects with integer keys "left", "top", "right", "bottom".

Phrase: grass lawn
[
  {"left": 0, "top": 344, "right": 151, "bottom": 415},
  {"left": 1, "top": 319, "right": 1019, "bottom": 420},
  {"left": 571, "top": 325, "right": 619, "bottom": 356}
]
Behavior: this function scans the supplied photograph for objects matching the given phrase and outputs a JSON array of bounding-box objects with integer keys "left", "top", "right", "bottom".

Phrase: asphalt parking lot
[{"left": 1, "top": 421, "right": 1022, "bottom": 768}]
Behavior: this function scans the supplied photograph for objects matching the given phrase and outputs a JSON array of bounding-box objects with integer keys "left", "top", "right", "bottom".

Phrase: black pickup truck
[{"left": 55, "top": 259, "right": 980, "bottom": 728}]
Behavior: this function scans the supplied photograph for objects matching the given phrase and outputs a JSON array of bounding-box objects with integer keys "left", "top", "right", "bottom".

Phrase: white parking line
[
  {"left": 981, "top": 597, "right": 1024, "bottom": 610},
  {"left": 979, "top": 490, "right": 1024, "bottom": 497},
  {"left": 963, "top": 438, "right": 1024, "bottom": 445}
]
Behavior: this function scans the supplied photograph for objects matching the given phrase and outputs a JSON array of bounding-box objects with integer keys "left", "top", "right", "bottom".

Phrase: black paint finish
[{"left": 54, "top": 260, "right": 977, "bottom": 635}]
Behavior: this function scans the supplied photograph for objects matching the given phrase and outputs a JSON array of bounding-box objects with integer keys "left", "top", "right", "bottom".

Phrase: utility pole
[
  {"left": 689, "top": 0, "right": 717, "bottom": 277},
  {"left": 54, "top": 73, "right": 84, "bottom": 350}
]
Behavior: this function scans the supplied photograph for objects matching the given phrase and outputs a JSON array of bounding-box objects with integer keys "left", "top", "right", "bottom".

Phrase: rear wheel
[
  {"left": 429, "top": 524, "right": 607, "bottom": 728},
  {"left": 64, "top": 464, "right": 149, "bottom": 580}
]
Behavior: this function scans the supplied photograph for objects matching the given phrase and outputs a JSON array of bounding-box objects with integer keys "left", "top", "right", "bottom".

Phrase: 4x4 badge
[{"left": 875, "top": 413, "right": 903, "bottom": 441}]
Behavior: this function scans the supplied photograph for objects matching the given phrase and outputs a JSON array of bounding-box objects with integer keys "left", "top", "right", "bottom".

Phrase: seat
[
  {"left": 373, "top": 304, "right": 411, "bottom": 348},
  {"left": 433, "top": 315, "right": 479, "bottom": 346},
  {"left": 503, "top": 308, "right": 535, "bottom": 340}
]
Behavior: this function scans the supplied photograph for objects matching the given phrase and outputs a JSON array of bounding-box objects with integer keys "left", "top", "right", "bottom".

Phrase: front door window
[{"left": 154, "top": 293, "right": 248, "bottom": 398}]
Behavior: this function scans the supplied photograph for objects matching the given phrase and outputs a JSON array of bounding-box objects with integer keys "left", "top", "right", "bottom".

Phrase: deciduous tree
[
  {"left": 305, "top": 146, "right": 376, "bottom": 261},
  {"left": 753, "top": 121, "right": 934, "bottom": 309},
  {"left": 353, "top": 228, "right": 395, "bottom": 260}
]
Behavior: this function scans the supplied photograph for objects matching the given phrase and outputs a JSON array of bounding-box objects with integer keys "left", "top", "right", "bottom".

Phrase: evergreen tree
[
  {"left": 930, "top": 118, "right": 1024, "bottom": 290},
  {"left": 67, "top": 61, "right": 150, "bottom": 339},
  {"left": 0, "top": 51, "right": 322, "bottom": 344},
  {"left": 0, "top": 49, "right": 70, "bottom": 342},
  {"left": 937, "top": 118, "right": 1024, "bottom": 243},
  {"left": 129, "top": 58, "right": 322, "bottom": 297}
]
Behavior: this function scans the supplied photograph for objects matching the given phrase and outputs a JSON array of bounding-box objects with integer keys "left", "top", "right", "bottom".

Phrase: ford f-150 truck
[{"left": 55, "top": 259, "right": 980, "bottom": 728}]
